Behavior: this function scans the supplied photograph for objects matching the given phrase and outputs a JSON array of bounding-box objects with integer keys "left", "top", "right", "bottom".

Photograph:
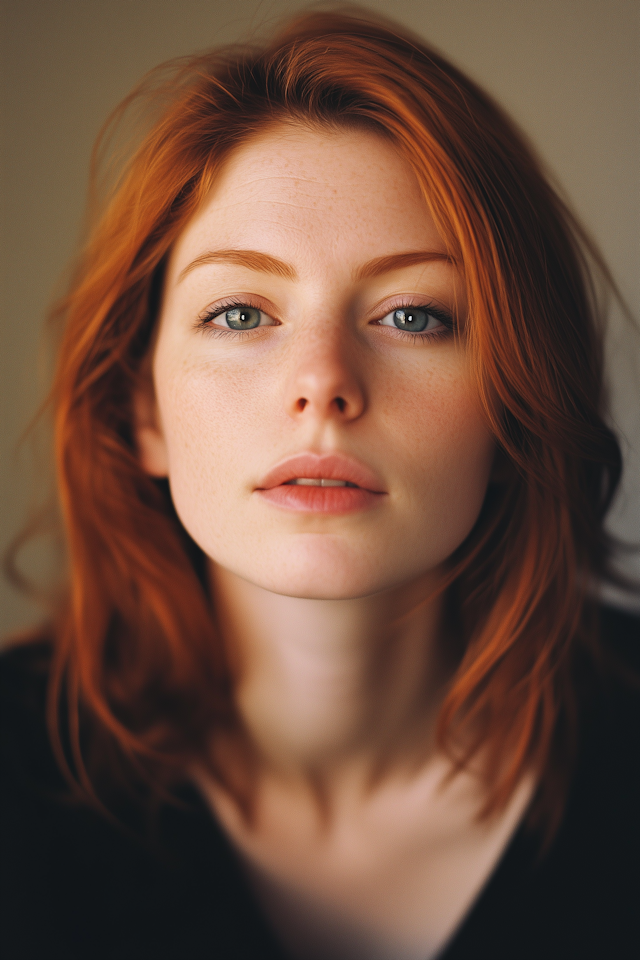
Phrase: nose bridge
[{"left": 284, "top": 317, "right": 366, "bottom": 420}]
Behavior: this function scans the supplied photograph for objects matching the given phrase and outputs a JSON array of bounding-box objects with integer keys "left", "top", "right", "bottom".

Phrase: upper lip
[{"left": 256, "top": 453, "right": 387, "bottom": 493}]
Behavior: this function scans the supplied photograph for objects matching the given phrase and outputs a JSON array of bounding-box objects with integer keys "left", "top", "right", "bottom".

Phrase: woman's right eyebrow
[
  {"left": 177, "top": 248, "right": 454, "bottom": 285},
  {"left": 177, "top": 249, "right": 297, "bottom": 283}
]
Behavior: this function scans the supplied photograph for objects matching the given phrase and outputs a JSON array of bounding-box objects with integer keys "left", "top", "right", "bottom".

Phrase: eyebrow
[
  {"left": 353, "top": 251, "right": 454, "bottom": 281},
  {"left": 177, "top": 248, "right": 454, "bottom": 284},
  {"left": 178, "top": 249, "right": 297, "bottom": 283}
]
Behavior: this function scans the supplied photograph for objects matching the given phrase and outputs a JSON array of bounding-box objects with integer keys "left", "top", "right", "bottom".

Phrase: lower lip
[{"left": 257, "top": 485, "right": 384, "bottom": 513}]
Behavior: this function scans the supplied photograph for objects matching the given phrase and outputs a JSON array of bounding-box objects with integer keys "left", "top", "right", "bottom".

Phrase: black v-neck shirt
[{"left": 1, "top": 606, "right": 639, "bottom": 960}]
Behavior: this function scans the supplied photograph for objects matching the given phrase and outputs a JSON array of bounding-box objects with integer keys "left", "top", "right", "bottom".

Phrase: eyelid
[
  {"left": 195, "top": 294, "right": 455, "bottom": 334},
  {"left": 377, "top": 309, "right": 443, "bottom": 331},
  {"left": 370, "top": 299, "right": 454, "bottom": 330},
  {"left": 198, "top": 296, "right": 280, "bottom": 329}
]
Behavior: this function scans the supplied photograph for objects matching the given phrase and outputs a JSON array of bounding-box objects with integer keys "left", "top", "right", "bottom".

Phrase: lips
[
  {"left": 255, "top": 453, "right": 386, "bottom": 514},
  {"left": 257, "top": 453, "right": 386, "bottom": 493}
]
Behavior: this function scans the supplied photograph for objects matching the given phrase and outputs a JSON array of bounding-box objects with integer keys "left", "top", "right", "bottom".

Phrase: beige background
[{"left": 1, "top": 0, "right": 639, "bottom": 635}]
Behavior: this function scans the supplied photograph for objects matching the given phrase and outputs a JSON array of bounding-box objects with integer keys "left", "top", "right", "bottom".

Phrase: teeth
[{"left": 287, "top": 478, "right": 357, "bottom": 487}]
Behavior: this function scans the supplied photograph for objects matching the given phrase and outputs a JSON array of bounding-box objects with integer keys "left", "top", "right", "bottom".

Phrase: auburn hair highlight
[{"left": 37, "top": 9, "right": 622, "bottom": 833}]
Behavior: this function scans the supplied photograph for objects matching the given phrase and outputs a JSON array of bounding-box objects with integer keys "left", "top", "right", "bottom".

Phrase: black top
[{"left": 1, "top": 605, "right": 639, "bottom": 960}]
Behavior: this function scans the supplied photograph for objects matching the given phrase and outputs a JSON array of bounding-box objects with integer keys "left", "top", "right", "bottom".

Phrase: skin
[
  {"left": 137, "top": 124, "right": 532, "bottom": 960},
  {"left": 139, "top": 123, "right": 494, "bottom": 602}
]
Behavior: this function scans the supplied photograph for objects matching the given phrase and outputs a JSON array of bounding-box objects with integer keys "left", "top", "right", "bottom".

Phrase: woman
[{"left": 1, "top": 9, "right": 638, "bottom": 960}]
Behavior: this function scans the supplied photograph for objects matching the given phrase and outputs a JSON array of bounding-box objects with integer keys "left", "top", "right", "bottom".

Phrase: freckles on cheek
[
  {"left": 381, "top": 364, "right": 492, "bottom": 486},
  {"left": 378, "top": 364, "right": 495, "bottom": 564},
  {"left": 165, "top": 377, "right": 230, "bottom": 478},
  {"left": 377, "top": 363, "right": 453, "bottom": 445},
  {"left": 160, "top": 360, "right": 274, "bottom": 490}
]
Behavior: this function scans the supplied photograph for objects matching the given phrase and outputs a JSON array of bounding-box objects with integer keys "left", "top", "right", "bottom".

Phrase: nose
[{"left": 284, "top": 327, "right": 366, "bottom": 422}]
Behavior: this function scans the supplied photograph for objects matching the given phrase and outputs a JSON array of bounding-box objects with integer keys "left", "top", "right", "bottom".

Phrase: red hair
[{"left": 32, "top": 9, "right": 622, "bottom": 832}]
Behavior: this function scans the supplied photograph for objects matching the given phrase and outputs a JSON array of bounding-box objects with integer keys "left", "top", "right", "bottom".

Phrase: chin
[
  {"left": 250, "top": 571, "right": 386, "bottom": 601},
  {"left": 216, "top": 535, "right": 431, "bottom": 601}
]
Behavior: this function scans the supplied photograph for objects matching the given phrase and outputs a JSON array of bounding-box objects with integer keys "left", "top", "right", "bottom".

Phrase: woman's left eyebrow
[{"left": 353, "top": 251, "right": 454, "bottom": 281}]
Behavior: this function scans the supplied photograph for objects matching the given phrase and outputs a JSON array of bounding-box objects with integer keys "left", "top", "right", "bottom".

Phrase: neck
[{"left": 210, "top": 564, "right": 451, "bottom": 785}]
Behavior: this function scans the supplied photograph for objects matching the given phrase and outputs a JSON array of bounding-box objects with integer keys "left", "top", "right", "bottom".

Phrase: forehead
[
  {"left": 168, "top": 123, "right": 446, "bottom": 276},
  {"left": 211, "top": 123, "right": 420, "bottom": 207}
]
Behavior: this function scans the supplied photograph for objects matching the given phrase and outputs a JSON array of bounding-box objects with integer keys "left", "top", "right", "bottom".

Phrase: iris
[
  {"left": 225, "top": 307, "right": 261, "bottom": 329},
  {"left": 392, "top": 307, "right": 429, "bottom": 331}
]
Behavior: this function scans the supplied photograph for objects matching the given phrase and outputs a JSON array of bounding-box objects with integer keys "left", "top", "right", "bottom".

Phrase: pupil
[
  {"left": 226, "top": 307, "right": 260, "bottom": 329},
  {"left": 393, "top": 308, "right": 429, "bottom": 332}
]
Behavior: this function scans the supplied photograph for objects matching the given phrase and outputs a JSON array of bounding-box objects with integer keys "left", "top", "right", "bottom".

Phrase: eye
[
  {"left": 210, "top": 305, "right": 276, "bottom": 330},
  {"left": 377, "top": 306, "right": 447, "bottom": 334}
]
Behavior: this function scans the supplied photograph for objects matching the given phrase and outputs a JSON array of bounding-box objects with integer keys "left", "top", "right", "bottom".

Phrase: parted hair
[{"left": 29, "top": 7, "right": 623, "bottom": 835}]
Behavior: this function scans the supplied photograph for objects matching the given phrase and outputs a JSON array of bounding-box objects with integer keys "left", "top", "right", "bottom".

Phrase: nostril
[{"left": 293, "top": 395, "right": 348, "bottom": 414}]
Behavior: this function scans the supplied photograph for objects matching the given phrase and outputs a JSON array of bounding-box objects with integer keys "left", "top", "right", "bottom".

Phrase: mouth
[
  {"left": 284, "top": 478, "right": 359, "bottom": 487},
  {"left": 256, "top": 453, "right": 386, "bottom": 514}
]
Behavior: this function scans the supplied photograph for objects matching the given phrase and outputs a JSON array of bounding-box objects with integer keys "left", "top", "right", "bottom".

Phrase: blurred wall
[{"left": 1, "top": 0, "right": 639, "bottom": 635}]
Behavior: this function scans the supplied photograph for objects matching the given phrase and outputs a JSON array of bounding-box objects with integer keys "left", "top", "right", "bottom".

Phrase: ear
[{"left": 133, "top": 382, "right": 169, "bottom": 478}]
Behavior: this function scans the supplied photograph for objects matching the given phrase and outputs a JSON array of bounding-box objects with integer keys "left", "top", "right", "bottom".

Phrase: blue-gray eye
[
  {"left": 392, "top": 307, "right": 430, "bottom": 331},
  {"left": 377, "top": 306, "right": 447, "bottom": 334},
  {"left": 224, "top": 306, "right": 262, "bottom": 329}
]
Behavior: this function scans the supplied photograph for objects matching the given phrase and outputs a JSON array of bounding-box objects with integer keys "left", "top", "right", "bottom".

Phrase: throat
[{"left": 210, "top": 563, "right": 447, "bottom": 778}]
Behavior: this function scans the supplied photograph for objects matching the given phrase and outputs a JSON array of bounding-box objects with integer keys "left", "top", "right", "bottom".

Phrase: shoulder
[
  {"left": 0, "top": 639, "right": 286, "bottom": 960},
  {"left": 598, "top": 601, "right": 640, "bottom": 674},
  {"left": 575, "top": 603, "right": 640, "bottom": 847},
  {"left": 444, "top": 604, "right": 640, "bottom": 960},
  {"left": 585, "top": 603, "right": 640, "bottom": 767},
  {"left": 0, "top": 638, "right": 60, "bottom": 788},
  {"left": 524, "top": 605, "right": 640, "bottom": 956},
  {"left": 0, "top": 634, "right": 52, "bottom": 696}
]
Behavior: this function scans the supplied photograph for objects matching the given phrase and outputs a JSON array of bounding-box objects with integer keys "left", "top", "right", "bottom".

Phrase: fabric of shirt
[{"left": 1, "top": 605, "right": 639, "bottom": 960}]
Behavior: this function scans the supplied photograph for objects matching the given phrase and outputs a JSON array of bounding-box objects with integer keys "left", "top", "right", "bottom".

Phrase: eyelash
[
  {"left": 374, "top": 301, "right": 455, "bottom": 343},
  {"left": 197, "top": 298, "right": 455, "bottom": 342},
  {"left": 197, "top": 297, "right": 270, "bottom": 340}
]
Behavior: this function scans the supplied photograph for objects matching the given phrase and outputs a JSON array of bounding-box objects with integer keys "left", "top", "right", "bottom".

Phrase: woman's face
[{"left": 140, "top": 124, "right": 496, "bottom": 599}]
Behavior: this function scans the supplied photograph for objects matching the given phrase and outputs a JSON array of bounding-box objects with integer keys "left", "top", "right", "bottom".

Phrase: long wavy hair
[{"left": 21, "top": 8, "right": 624, "bottom": 834}]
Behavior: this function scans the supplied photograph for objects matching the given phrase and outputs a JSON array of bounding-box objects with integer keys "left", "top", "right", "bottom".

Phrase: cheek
[
  {"left": 154, "top": 342, "right": 496, "bottom": 594},
  {"left": 379, "top": 360, "right": 495, "bottom": 547},
  {"left": 164, "top": 377, "right": 238, "bottom": 463},
  {"left": 154, "top": 357, "right": 276, "bottom": 525}
]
